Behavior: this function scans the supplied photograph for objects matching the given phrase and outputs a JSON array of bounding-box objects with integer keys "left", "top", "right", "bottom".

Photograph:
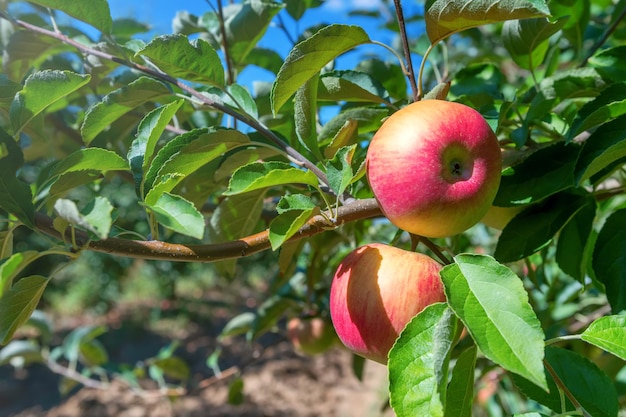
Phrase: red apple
[
  {"left": 287, "top": 317, "right": 338, "bottom": 355},
  {"left": 329, "top": 243, "right": 445, "bottom": 364},
  {"left": 366, "top": 99, "right": 502, "bottom": 238}
]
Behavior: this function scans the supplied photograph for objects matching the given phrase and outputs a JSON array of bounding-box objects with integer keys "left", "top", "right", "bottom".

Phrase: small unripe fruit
[
  {"left": 287, "top": 317, "right": 338, "bottom": 355},
  {"left": 329, "top": 243, "right": 445, "bottom": 364},
  {"left": 366, "top": 100, "right": 502, "bottom": 238}
]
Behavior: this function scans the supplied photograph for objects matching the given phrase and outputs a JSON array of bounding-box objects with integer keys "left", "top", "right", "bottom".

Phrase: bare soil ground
[{"left": 0, "top": 305, "right": 394, "bottom": 417}]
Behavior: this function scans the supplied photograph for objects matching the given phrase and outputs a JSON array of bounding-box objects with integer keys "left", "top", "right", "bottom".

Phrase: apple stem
[
  {"left": 416, "top": 42, "right": 437, "bottom": 100},
  {"left": 393, "top": 0, "right": 419, "bottom": 101},
  {"left": 412, "top": 234, "right": 453, "bottom": 265}
]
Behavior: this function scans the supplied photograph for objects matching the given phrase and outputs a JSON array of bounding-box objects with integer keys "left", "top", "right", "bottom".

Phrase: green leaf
[
  {"left": 0, "top": 129, "right": 34, "bottom": 227},
  {"left": 0, "top": 340, "right": 43, "bottom": 366},
  {"left": 53, "top": 197, "right": 114, "bottom": 239},
  {"left": 0, "top": 230, "right": 14, "bottom": 261},
  {"left": 271, "top": 24, "right": 371, "bottom": 114},
  {"left": 581, "top": 315, "right": 626, "bottom": 361},
  {"left": 144, "top": 129, "right": 249, "bottom": 203},
  {"left": 502, "top": 18, "right": 567, "bottom": 70},
  {"left": 318, "top": 70, "right": 388, "bottom": 103},
  {"left": 143, "top": 128, "right": 207, "bottom": 194},
  {"left": 148, "top": 193, "right": 205, "bottom": 240},
  {"left": 495, "top": 192, "right": 590, "bottom": 263},
  {"left": 171, "top": 11, "right": 202, "bottom": 35},
  {"left": 10, "top": 70, "right": 90, "bottom": 134},
  {"left": 326, "top": 145, "right": 356, "bottom": 197},
  {"left": 79, "top": 339, "right": 109, "bottom": 367},
  {"left": 441, "top": 254, "right": 547, "bottom": 390},
  {"left": 0, "top": 74, "right": 23, "bottom": 105},
  {"left": 225, "top": 83, "right": 258, "bottom": 119},
  {"left": 135, "top": 34, "right": 224, "bottom": 86},
  {"left": 318, "top": 107, "right": 388, "bottom": 142},
  {"left": 276, "top": 194, "right": 317, "bottom": 214},
  {"left": 81, "top": 77, "right": 172, "bottom": 144},
  {"left": 2, "top": 31, "right": 69, "bottom": 82},
  {"left": 550, "top": 0, "right": 589, "bottom": 55},
  {"left": 152, "top": 356, "right": 190, "bottom": 381},
  {"left": 128, "top": 100, "right": 185, "bottom": 195},
  {"left": 388, "top": 303, "right": 457, "bottom": 417},
  {"left": 555, "top": 199, "right": 596, "bottom": 282},
  {"left": 214, "top": 147, "right": 281, "bottom": 183},
  {"left": 143, "top": 128, "right": 250, "bottom": 197},
  {"left": 352, "top": 354, "right": 366, "bottom": 381},
  {"left": 534, "top": 67, "right": 606, "bottom": 105},
  {"left": 225, "top": 161, "right": 320, "bottom": 195},
  {"left": 592, "top": 208, "right": 626, "bottom": 313},
  {"left": 27, "top": 0, "right": 112, "bottom": 34},
  {"left": 445, "top": 346, "right": 477, "bottom": 417},
  {"left": 356, "top": 59, "right": 407, "bottom": 100},
  {"left": 250, "top": 294, "right": 297, "bottom": 340},
  {"left": 424, "top": 0, "right": 550, "bottom": 44},
  {"left": 268, "top": 206, "right": 319, "bottom": 250},
  {"left": 493, "top": 142, "right": 580, "bottom": 206},
  {"left": 589, "top": 45, "right": 626, "bottom": 82},
  {"left": 450, "top": 63, "right": 504, "bottom": 100},
  {"left": 219, "top": 312, "right": 255, "bottom": 339},
  {"left": 544, "top": 346, "right": 618, "bottom": 417},
  {"left": 324, "top": 119, "right": 358, "bottom": 159},
  {"left": 294, "top": 73, "right": 322, "bottom": 160},
  {"left": 49, "top": 148, "right": 129, "bottom": 178},
  {"left": 575, "top": 114, "right": 626, "bottom": 185},
  {"left": 111, "top": 18, "right": 150, "bottom": 39},
  {"left": 567, "top": 83, "right": 626, "bottom": 140},
  {"left": 522, "top": 68, "right": 606, "bottom": 126},
  {"left": 0, "top": 275, "right": 49, "bottom": 344},
  {"left": 26, "top": 310, "right": 53, "bottom": 345},
  {"left": 61, "top": 325, "right": 107, "bottom": 363},
  {"left": 277, "top": 240, "right": 304, "bottom": 276},
  {"left": 512, "top": 370, "right": 574, "bottom": 415},
  {"left": 207, "top": 190, "right": 266, "bottom": 276},
  {"left": 424, "top": 82, "right": 451, "bottom": 100},
  {"left": 285, "top": 0, "right": 322, "bottom": 20},
  {"left": 242, "top": 47, "right": 284, "bottom": 75},
  {"left": 47, "top": 171, "right": 103, "bottom": 200},
  {"left": 223, "top": 0, "right": 284, "bottom": 65},
  {"left": 81, "top": 197, "right": 115, "bottom": 240},
  {"left": 0, "top": 251, "right": 40, "bottom": 298},
  {"left": 228, "top": 377, "right": 245, "bottom": 405}
]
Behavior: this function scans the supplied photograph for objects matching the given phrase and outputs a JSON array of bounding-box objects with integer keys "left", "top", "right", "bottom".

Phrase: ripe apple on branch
[
  {"left": 366, "top": 99, "right": 502, "bottom": 238},
  {"left": 330, "top": 99, "right": 502, "bottom": 363}
]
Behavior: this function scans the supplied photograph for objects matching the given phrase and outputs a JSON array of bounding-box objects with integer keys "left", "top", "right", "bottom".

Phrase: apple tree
[{"left": 1, "top": 0, "right": 626, "bottom": 415}]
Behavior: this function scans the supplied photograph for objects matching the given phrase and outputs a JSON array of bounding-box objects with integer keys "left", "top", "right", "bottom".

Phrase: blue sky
[
  {"left": 102, "top": 0, "right": 427, "bottom": 123},
  {"left": 107, "top": 0, "right": 395, "bottom": 45},
  {"left": 106, "top": 0, "right": 423, "bottom": 76}
]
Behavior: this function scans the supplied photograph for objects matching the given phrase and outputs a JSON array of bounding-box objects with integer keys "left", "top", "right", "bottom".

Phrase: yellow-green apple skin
[
  {"left": 366, "top": 100, "right": 502, "bottom": 238},
  {"left": 287, "top": 317, "right": 338, "bottom": 355},
  {"left": 481, "top": 205, "right": 524, "bottom": 229},
  {"left": 329, "top": 243, "right": 445, "bottom": 364}
]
